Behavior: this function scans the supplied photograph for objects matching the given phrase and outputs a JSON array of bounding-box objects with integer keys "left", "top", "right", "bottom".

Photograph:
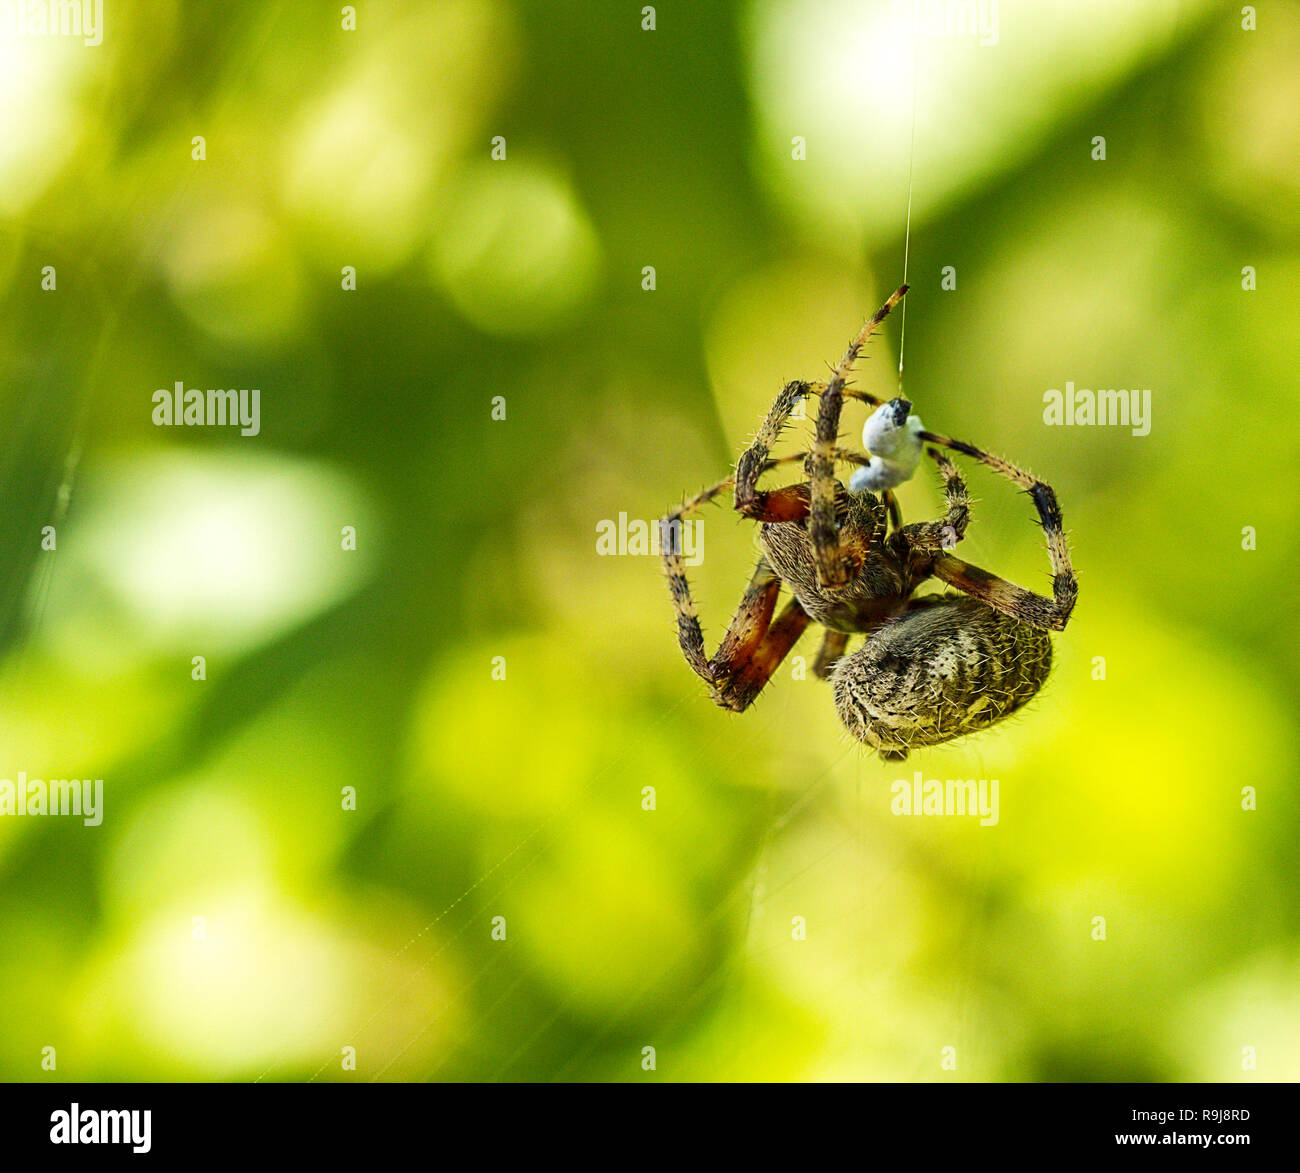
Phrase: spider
[{"left": 660, "top": 285, "right": 1077, "bottom": 760}]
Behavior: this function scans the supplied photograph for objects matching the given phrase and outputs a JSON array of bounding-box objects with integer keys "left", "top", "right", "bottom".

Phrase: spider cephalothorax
[{"left": 660, "top": 285, "right": 1077, "bottom": 760}]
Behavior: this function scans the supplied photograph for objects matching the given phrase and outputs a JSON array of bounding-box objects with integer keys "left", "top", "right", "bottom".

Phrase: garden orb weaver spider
[{"left": 660, "top": 286, "right": 1077, "bottom": 760}]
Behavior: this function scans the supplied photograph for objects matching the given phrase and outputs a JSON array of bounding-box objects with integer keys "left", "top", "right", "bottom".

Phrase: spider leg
[
  {"left": 710, "top": 560, "right": 812, "bottom": 710},
  {"left": 756, "top": 448, "right": 898, "bottom": 537},
  {"left": 757, "top": 447, "right": 873, "bottom": 475},
  {"left": 812, "top": 629, "right": 849, "bottom": 680},
  {"left": 930, "top": 553, "right": 1074, "bottom": 632},
  {"left": 660, "top": 475, "right": 736, "bottom": 679},
  {"left": 916, "top": 430, "right": 1077, "bottom": 631},
  {"left": 731, "top": 371, "right": 879, "bottom": 523},
  {"left": 807, "top": 286, "right": 908, "bottom": 588},
  {"left": 662, "top": 545, "right": 811, "bottom": 711},
  {"left": 806, "top": 379, "right": 886, "bottom": 409},
  {"left": 881, "top": 489, "right": 902, "bottom": 533},
  {"left": 660, "top": 482, "right": 812, "bottom": 706},
  {"left": 734, "top": 380, "right": 814, "bottom": 521},
  {"left": 892, "top": 448, "right": 970, "bottom": 552}
]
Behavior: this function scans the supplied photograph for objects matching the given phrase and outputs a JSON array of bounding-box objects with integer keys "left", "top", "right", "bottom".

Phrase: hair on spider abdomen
[
  {"left": 830, "top": 595, "right": 1053, "bottom": 761},
  {"left": 659, "top": 285, "right": 1076, "bottom": 758}
]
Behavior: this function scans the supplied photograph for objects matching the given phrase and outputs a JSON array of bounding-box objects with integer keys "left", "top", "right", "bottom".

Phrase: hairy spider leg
[
  {"left": 916, "top": 430, "right": 1078, "bottom": 632},
  {"left": 807, "top": 286, "right": 908, "bottom": 588},
  {"left": 660, "top": 479, "right": 811, "bottom": 711},
  {"left": 889, "top": 448, "right": 971, "bottom": 554},
  {"left": 881, "top": 489, "right": 903, "bottom": 533},
  {"left": 660, "top": 475, "right": 734, "bottom": 680},
  {"left": 658, "top": 364, "right": 882, "bottom": 711},
  {"left": 733, "top": 379, "right": 816, "bottom": 522}
]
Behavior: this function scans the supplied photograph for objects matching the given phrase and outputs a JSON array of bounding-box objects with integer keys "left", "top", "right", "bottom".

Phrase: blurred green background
[{"left": 0, "top": 0, "right": 1297, "bottom": 1082}]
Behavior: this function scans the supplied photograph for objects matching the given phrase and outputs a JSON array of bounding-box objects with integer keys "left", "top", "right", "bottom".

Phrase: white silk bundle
[{"left": 848, "top": 398, "right": 924, "bottom": 492}]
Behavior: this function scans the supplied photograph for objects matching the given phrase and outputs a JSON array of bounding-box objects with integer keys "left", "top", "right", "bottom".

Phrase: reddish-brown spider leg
[
  {"left": 661, "top": 479, "right": 813, "bottom": 708},
  {"left": 662, "top": 544, "right": 810, "bottom": 710},
  {"left": 707, "top": 559, "right": 811, "bottom": 710}
]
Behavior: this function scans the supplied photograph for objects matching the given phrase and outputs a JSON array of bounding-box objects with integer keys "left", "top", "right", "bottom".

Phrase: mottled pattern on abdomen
[{"left": 832, "top": 595, "right": 1052, "bottom": 759}]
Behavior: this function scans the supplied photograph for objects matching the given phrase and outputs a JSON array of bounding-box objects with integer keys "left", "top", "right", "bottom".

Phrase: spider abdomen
[{"left": 831, "top": 595, "right": 1053, "bottom": 759}]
